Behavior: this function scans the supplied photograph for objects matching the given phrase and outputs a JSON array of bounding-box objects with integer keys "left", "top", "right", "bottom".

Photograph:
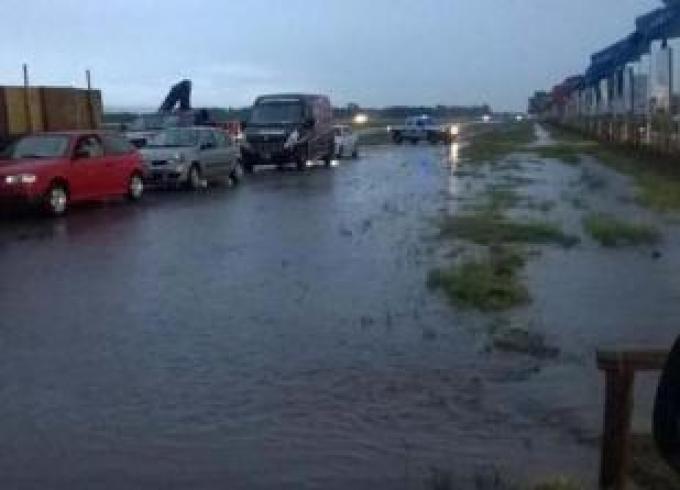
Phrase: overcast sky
[{"left": 0, "top": 0, "right": 663, "bottom": 111}]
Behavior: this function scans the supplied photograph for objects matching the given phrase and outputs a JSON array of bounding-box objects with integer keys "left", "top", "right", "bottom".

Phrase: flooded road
[{"left": 1, "top": 138, "right": 679, "bottom": 489}]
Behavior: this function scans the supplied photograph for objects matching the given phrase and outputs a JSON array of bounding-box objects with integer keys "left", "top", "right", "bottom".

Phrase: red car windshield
[{"left": 4, "top": 135, "right": 70, "bottom": 160}]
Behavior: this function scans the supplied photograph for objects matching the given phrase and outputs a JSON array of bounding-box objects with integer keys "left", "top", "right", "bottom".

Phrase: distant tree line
[{"left": 103, "top": 103, "right": 492, "bottom": 124}]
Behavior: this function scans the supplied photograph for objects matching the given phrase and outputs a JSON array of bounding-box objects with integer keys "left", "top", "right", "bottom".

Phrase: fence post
[{"left": 600, "top": 366, "right": 635, "bottom": 489}]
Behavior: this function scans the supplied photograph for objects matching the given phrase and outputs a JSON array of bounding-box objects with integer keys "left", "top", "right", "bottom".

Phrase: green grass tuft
[
  {"left": 428, "top": 246, "right": 529, "bottom": 311},
  {"left": 583, "top": 213, "right": 660, "bottom": 247},
  {"left": 462, "top": 122, "right": 536, "bottom": 163},
  {"left": 532, "top": 478, "right": 583, "bottom": 490},
  {"left": 440, "top": 212, "right": 579, "bottom": 247}
]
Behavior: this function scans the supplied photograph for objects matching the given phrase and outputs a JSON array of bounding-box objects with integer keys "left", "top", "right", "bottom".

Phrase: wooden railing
[{"left": 596, "top": 349, "right": 668, "bottom": 489}]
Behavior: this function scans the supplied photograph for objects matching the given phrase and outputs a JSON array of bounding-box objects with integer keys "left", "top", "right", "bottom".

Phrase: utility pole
[
  {"left": 85, "top": 69, "right": 97, "bottom": 128},
  {"left": 22, "top": 63, "right": 33, "bottom": 133}
]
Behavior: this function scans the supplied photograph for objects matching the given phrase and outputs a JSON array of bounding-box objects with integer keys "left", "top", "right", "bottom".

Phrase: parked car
[
  {"left": 333, "top": 125, "right": 358, "bottom": 159},
  {"left": 389, "top": 115, "right": 459, "bottom": 145},
  {"left": 241, "top": 94, "right": 335, "bottom": 172},
  {"left": 140, "top": 127, "right": 242, "bottom": 189},
  {"left": 124, "top": 113, "right": 184, "bottom": 148},
  {"left": 0, "top": 131, "right": 144, "bottom": 216}
]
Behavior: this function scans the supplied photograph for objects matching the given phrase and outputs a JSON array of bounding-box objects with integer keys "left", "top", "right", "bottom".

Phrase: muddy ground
[{"left": 0, "top": 131, "right": 678, "bottom": 489}]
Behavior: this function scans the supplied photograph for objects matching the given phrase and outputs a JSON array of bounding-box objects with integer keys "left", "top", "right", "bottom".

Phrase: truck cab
[{"left": 241, "top": 94, "right": 335, "bottom": 171}]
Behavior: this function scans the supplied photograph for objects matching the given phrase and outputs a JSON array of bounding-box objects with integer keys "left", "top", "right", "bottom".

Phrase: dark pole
[
  {"left": 23, "top": 63, "right": 33, "bottom": 133},
  {"left": 85, "top": 69, "right": 95, "bottom": 128}
]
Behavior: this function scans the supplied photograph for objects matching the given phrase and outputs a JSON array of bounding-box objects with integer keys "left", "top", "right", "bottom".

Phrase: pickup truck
[{"left": 388, "top": 115, "right": 459, "bottom": 145}]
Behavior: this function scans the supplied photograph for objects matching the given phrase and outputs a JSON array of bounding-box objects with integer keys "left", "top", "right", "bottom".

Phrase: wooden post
[
  {"left": 600, "top": 366, "right": 635, "bottom": 490},
  {"left": 22, "top": 63, "right": 32, "bottom": 133},
  {"left": 596, "top": 349, "right": 668, "bottom": 490}
]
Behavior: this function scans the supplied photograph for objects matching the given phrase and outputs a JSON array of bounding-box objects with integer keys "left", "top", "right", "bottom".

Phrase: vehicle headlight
[
  {"left": 4, "top": 174, "right": 37, "bottom": 185},
  {"left": 450, "top": 125, "right": 460, "bottom": 136},
  {"left": 169, "top": 153, "right": 186, "bottom": 164},
  {"left": 284, "top": 130, "right": 299, "bottom": 149}
]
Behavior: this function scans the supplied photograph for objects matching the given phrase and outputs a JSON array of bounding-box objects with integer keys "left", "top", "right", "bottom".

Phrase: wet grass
[
  {"left": 544, "top": 126, "right": 680, "bottom": 212},
  {"left": 462, "top": 122, "right": 536, "bottom": 163},
  {"left": 630, "top": 434, "right": 680, "bottom": 490},
  {"left": 490, "top": 326, "right": 560, "bottom": 359},
  {"left": 427, "top": 246, "right": 529, "bottom": 311},
  {"left": 532, "top": 479, "right": 582, "bottom": 490},
  {"left": 525, "top": 198, "right": 556, "bottom": 213},
  {"left": 439, "top": 211, "right": 579, "bottom": 248},
  {"left": 583, "top": 213, "right": 660, "bottom": 247},
  {"left": 530, "top": 144, "right": 581, "bottom": 165}
]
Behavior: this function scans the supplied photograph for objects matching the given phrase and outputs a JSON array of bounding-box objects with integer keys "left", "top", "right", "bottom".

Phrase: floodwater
[{"left": 1, "top": 134, "right": 679, "bottom": 489}]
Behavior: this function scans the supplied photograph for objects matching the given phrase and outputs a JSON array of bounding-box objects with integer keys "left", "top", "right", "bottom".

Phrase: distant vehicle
[
  {"left": 241, "top": 94, "right": 335, "bottom": 172},
  {"left": 333, "top": 125, "right": 358, "bottom": 159},
  {"left": 125, "top": 113, "right": 186, "bottom": 148},
  {"left": 124, "top": 80, "right": 223, "bottom": 148},
  {"left": 389, "top": 115, "right": 459, "bottom": 145},
  {"left": 140, "top": 127, "right": 242, "bottom": 189},
  {"left": 0, "top": 131, "right": 144, "bottom": 216}
]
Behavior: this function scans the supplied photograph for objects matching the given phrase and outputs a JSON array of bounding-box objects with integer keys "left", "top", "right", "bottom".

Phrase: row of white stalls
[{"left": 559, "top": 5, "right": 680, "bottom": 120}]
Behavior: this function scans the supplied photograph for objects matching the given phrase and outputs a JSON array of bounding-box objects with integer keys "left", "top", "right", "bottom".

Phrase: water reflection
[
  {"left": 446, "top": 142, "right": 461, "bottom": 212},
  {"left": 449, "top": 141, "right": 460, "bottom": 166}
]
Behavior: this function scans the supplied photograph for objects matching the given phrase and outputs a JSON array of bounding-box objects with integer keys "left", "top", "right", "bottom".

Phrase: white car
[{"left": 333, "top": 125, "right": 359, "bottom": 159}]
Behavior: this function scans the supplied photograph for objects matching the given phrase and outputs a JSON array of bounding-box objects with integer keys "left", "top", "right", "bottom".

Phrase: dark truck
[
  {"left": 241, "top": 94, "right": 335, "bottom": 172},
  {"left": 389, "top": 115, "right": 459, "bottom": 145}
]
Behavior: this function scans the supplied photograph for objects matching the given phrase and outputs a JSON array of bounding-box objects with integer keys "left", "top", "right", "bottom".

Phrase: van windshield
[{"left": 250, "top": 101, "right": 304, "bottom": 124}]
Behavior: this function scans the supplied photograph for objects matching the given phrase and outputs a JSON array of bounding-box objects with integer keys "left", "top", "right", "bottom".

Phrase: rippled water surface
[{"left": 2, "top": 138, "right": 679, "bottom": 489}]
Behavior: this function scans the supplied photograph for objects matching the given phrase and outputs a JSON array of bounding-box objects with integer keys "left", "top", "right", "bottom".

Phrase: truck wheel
[
  {"left": 427, "top": 132, "right": 438, "bottom": 145},
  {"left": 229, "top": 162, "right": 244, "bottom": 186},
  {"left": 323, "top": 141, "right": 334, "bottom": 166},
  {"left": 393, "top": 132, "right": 403, "bottom": 145},
  {"left": 296, "top": 145, "right": 308, "bottom": 171},
  {"left": 410, "top": 138, "right": 419, "bottom": 145}
]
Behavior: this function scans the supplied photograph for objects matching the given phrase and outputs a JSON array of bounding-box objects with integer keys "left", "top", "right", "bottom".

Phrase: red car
[{"left": 0, "top": 131, "right": 145, "bottom": 216}]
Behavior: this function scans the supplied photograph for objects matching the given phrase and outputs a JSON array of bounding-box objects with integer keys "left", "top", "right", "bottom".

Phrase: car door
[
  {"left": 68, "top": 135, "right": 109, "bottom": 199},
  {"left": 101, "top": 133, "right": 137, "bottom": 193},
  {"left": 198, "top": 130, "right": 220, "bottom": 178},
  {"left": 214, "top": 130, "right": 237, "bottom": 176}
]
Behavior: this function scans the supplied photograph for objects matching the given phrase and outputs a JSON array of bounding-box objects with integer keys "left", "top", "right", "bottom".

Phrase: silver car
[{"left": 140, "top": 127, "right": 243, "bottom": 189}]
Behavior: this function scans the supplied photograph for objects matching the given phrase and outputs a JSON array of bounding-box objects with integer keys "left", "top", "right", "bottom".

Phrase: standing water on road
[{"left": 2, "top": 128, "right": 680, "bottom": 489}]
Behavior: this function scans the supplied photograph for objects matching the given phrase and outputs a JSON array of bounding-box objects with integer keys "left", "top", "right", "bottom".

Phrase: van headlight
[
  {"left": 4, "top": 174, "right": 37, "bottom": 185},
  {"left": 169, "top": 153, "right": 186, "bottom": 164},
  {"left": 284, "top": 130, "right": 299, "bottom": 149}
]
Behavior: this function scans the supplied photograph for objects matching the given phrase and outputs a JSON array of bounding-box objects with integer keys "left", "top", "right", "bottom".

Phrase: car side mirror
[
  {"left": 654, "top": 335, "right": 680, "bottom": 474},
  {"left": 73, "top": 149, "right": 89, "bottom": 160},
  {"left": 304, "top": 117, "right": 316, "bottom": 129}
]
